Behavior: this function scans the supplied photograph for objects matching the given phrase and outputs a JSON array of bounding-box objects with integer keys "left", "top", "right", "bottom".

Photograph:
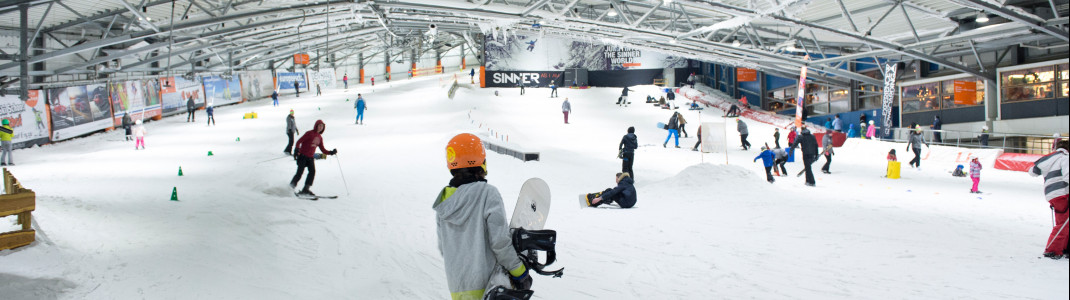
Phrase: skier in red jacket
[{"left": 290, "top": 120, "right": 337, "bottom": 196}]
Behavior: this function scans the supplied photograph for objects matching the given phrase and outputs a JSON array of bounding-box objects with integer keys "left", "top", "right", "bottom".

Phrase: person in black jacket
[
  {"left": 583, "top": 173, "right": 637, "bottom": 208},
  {"left": 795, "top": 127, "right": 819, "bottom": 186},
  {"left": 619, "top": 126, "right": 638, "bottom": 179},
  {"left": 121, "top": 113, "right": 133, "bottom": 141},
  {"left": 186, "top": 95, "right": 196, "bottom": 122},
  {"left": 663, "top": 112, "right": 680, "bottom": 148},
  {"left": 618, "top": 87, "right": 633, "bottom": 105}
]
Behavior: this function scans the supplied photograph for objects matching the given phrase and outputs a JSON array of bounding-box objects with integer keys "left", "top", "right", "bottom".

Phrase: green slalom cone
[
  {"left": 171, "top": 187, "right": 178, "bottom": 201},
  {"left": 235, "top": 137, "right": 240, "bottom": 142},
  {"left": 207, "top": 151, "right": 214, "bottom": 156},
  {"left": 178, "top": 166, "right": 184, "bottom": 176}
]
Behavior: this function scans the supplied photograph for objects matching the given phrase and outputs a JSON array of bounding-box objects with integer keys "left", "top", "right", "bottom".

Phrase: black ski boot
[
  {"left": 1043, "top": 252, "right": 1062, "bottom": 259},
  {"left": 484, "top": 286, "right": 533, "bottom": 300},
  {"left": 298, "top": 186, "right": 315, "bottom": 197}
]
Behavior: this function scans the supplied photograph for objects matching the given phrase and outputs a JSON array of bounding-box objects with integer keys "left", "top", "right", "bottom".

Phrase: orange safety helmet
[{"left": 446, "top": 133, "right": 486, "bottom": 170}]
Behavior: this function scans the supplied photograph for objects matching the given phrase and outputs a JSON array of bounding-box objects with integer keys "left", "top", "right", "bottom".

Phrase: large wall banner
[
  {"left": 202, "top": 75, "right": 243, "bottom": 106},
  {"left": 242, "top": 70, "right": 274, "bottom": 101},
  {"left": 484, "top": 71, "right": 564, "bottom": 88},
  {"left": 276, "top": 72, "right": 307, "bottom": 92},
  {"left": 109, "top": 80, "right": 163, "bottom": 126},
  {"left": 308, "top": 68, "right": 337, "bottom": 90},
  {"left": 48, "top": 84, "right": 114, "bottom": 141},
  {"left": 160, "top": 76, "right": 204, "bottom": 116},
  {"left": 485, "top": 35, "right": 687, "bottom": 71},
  {"left": 0, "top": 91, "right": 50, "bottom": 149}
]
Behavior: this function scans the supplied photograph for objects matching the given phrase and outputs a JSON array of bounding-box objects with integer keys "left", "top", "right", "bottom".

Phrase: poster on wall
[
  {"left": 242, "top": 70, "right": 274, "bottom": 101},
  {"left": 109, "top": 80, "right": 162, "bottom": 126},
  {"left": 276, "top": 72, "right": 307, "bottom": 92},
  {"left": 485, "top": 35, "right": 687, "bottom": 71},
  {"left": 737, "top": 68, "right": 757, "bottom": 82},
  {"left": 160, "top": 76, "right": 204, "bottom": 116},
  {"left": 308, "top": 68, "right": 337, "bottom": 89},
  {"left": 0, "top": 91, "right": 51, "bottom": 149},
  {"left": 48, "top": 84, "right": 114, "bottom": 141},
  {"left": 202, "top": 75, "right": 243, "bottom": 106},
  {"left": 953, "top": 80, "right": 977, "bottom": 105}
]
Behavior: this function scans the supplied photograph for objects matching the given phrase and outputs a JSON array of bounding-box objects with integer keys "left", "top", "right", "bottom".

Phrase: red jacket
[
  {"left": 787, "top": 130, "right": 797, "bottom": 145},
  {"left": 295, "top": 120, "right": 329, "bottom": 158}
]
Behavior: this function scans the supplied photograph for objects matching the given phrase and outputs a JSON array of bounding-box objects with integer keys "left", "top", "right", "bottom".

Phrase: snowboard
[
  {"left": 510, "top": 178, "right": 551, "bottom": 230},
  {"left": 578, "top": 192, "right": 602, "bottom": 208},
  {"left": 657, "top": 122, "right": 666, "bottom": 129}
]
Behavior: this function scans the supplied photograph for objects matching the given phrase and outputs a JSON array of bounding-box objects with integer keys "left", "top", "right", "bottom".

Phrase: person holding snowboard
[
  {"left": 561, "top": 98, "right": 571, "bottom": 124},
  {"left": 584, "top": 172, "right": 637, "bottom": 208},
  {"left": 0, "top": 119, "right": 12, "bottom": 166},
  {"left": 796, "top": 127, "right": 819, "bottom": 186},
  {"left": 754, "top": 146, "right": 776, "bottom": 183},
  {"left": 290, "top": 120, "right": 337, "bottom": 196},
  {"left": 619, "top": 126, "right": 638, "bottom": 179},
  {"left": 820, "top": 132, "right": 834, "bottom": 174},
  {"left": 1030, "top": 140, "right": 1069, "bottom": 259},
  {"left": 122, "top": 113, "right": 133, "bottom": 141},
  {"left": 737, "top": 119, "right": 751, "bottom": 150},
  {"left": 663, "top": 112, "right": 681, "bottom": 148},
  {"left": 355, "top": 94, "right": 367, "bottom": 125},
  {"left": 186, "top": 95, "right": 196, "bottom": 122},
  {"left": 133, "top": 119, "right": 146, "bottom": 150},
  {"left": 284, "top": 110, "right": 299, "bottom": 155},
  {"left": 433, "top": 133, "right": 532, "bottom": 299},
  {"left": 773, "top": 146, "right": 788, "bottom": 176}
]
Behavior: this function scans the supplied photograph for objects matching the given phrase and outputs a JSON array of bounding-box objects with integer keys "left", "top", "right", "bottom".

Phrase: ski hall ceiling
[{"left": 0, "top": 0, "right": 1066, "bottom": 89}]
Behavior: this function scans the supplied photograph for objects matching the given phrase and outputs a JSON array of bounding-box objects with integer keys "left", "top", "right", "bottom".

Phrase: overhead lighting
[
  {"left": 669, "top": 39, "right": 677, "bottom": 44},
  {"left": 608, "top": 4, "right": 617, "bottom": 17},
  {"left": 731, "top": 39, "right": 741, "bottom": 47},
  {"left": 976, "top": 12, "right": 989, "bottom": 23},
  {"left": 663, "top": 0, "right": 672, "bottom": 3}
]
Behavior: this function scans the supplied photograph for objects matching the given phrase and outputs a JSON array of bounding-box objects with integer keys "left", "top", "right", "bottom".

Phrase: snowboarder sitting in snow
[
  {"left": 754, "top": 145, "right": 776, "bottom": 183},
  {"left": 689, "top": 101, "right": 703, "bottom": 110},
  {"left": 583, "top": 172, "right": 637, "bottom": 208},
  {"left": 433, "top": 133, "right": 533, "bottom": 299},
  {"left": 952, "top": 165, "right": 967, "bottom": 177},
  {"left": 290, "top": 120, "right": 337, "bottom": 197},
  {"left": 726, "top": 104, "right": 741, "bottom": 117},
  {"left": 646, "top": 95, "right": 657, "bottom": 103}
]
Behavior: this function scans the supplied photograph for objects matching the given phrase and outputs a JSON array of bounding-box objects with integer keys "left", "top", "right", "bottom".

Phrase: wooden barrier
[
  {"left": 0, "top": 168, "right": 35, "bottom": 251},
  {"left": 653, "top": 79, "right": 667, "bottom": 86}
]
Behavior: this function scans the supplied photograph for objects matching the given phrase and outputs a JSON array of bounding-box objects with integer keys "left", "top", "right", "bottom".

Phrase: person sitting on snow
[
  {"left": 582, "top": 172, "right": 637, "bottom": 208},
  {"left": 726, "top": 104, "right": 741, "bottom": 117},
  {"left": 952, "top": 164, "right": 967, "bottom": 177}
]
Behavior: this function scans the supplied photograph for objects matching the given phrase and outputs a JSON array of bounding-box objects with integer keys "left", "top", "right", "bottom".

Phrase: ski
[{"left": 293, "top": 192, "right": 338, "bottom": 200}]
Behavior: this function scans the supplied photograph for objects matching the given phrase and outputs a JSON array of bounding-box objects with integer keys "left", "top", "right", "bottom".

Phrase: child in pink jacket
[
  {"left": 865, "top": 120, "right": 877, "bottom": 139},
  {"left": 969, "top": 155, "right": 982, "bottom": 193}
]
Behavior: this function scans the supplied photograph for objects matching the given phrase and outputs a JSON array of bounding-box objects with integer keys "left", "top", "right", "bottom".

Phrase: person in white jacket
[
  {"left": 1031, "top": 140, "right": 1069, "bottom": 259},
  {"left": 133, "top": 119, "right": 146, "bottom": 150},
  {"left": 561, "top": 98, "right": 571, "bottom": 124}
]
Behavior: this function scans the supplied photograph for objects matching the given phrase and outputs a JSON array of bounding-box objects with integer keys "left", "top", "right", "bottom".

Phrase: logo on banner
[
  {"left": 492, "top": 72, "right": 540, "bottom": 85},
  {"left": 881, "top": 63, "right": 897, "bottom": 137}
]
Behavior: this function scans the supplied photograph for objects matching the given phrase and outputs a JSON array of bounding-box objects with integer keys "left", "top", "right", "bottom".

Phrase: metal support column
[
  {"left": 358, "top": 52, "right": 365, "bottom": 83},
  {"left": 19, "top": 3, "right": 29, "bottom": 100},
  {"left": 384, "top": 50, "right": 390, "bottom": 81},
  {"left": 984, "top": 79, "right": 998, "bottom": 131}
]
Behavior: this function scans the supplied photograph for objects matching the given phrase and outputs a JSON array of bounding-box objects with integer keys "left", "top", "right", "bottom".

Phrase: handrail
[{"left": 877, "top": 127, "right": 1064, "bottom": 154}]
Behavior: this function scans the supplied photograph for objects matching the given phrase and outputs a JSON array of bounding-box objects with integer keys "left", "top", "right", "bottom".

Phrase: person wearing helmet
[
  {"left": 133, "top": 119, "right": 146, "bottom": 150},
  {"left": 290, "top": 120, "right": 336, "bottom": 196},
  {"left": 969, "top": 155, "right": 982, "bottom": 193},
  {"left": 433, "top": 133, "right": 530, "bottom": 300},
  {"left": 753, "top": 145, "right": 776, "bottom": 183},
  {"left": 284, "top": 110, "right": 298, "bottom": 155},
  {"left": 979, "top": 125, "right": 990, "bottom": 146},
  {"left": 0, "top": 119, "right": 12, "bottom": 166},
  {"left": 865, "top": 120, "right": 877, "bottom": 139}
]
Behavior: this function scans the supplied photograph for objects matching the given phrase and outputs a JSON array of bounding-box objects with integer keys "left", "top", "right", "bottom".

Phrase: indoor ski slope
[{"left": 1, "top": 72, "right": 1066, "bottom": 299}]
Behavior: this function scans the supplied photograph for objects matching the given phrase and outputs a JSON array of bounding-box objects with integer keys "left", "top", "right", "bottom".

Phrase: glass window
[
  {"left": 1003, "top": 83, "right": 1054, "bottom": 102},
  {"left": 1058, "top": 64, "right": 1068, "bottom": 80},
  {"left": 901, "top": 82, "right": 939, "bottom": 113},
  {"left": 1002, "top": 66, "right": 1055, "bottom": 85},
  {"left": 1061, "top": 82, "right": 1068, "bottom": 98}
]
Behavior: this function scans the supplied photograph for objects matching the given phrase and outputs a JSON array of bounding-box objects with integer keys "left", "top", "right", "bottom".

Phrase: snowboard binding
[
  {"left": 485, "top": 286, "right": 533, "bottom": 300},
  {"left": 511, "top": 228, "right": 564, "bottom": 278}
]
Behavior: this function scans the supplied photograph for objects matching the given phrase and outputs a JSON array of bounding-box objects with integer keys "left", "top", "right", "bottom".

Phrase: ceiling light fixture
[
  {"left": 976, "top": 12, "right": 989, "bottom": 23},
  {"left": 732, "top": 39, "right": 741, "bottom": 47},
  {"left": 608, "top": 4, "right": 617, "bottom": 17}
]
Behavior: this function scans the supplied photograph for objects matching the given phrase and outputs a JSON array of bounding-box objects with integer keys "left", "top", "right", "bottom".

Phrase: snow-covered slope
[{"left": 1, "top": 74, "right": 1066, "bottom": 299}]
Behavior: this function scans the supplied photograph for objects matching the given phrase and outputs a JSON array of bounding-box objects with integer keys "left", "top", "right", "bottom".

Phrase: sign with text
[
  {"left": 0, "top": 91, "right": 50, "bottom": 148},
  {"left": 294, "top": 54, "right": 310, "bottom": 65},
  {"left": 737, "top": 68, "right": 757, "bottom": 82},
  {"left": 953, "top": 80, "right": 977, "bottom": 105},
  {"left": 485, "top": 71, "right": 564, "bottom": 88}
]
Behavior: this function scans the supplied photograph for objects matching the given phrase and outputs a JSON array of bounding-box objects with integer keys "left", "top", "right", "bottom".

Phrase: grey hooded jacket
[
  {"left": 737, "top": 121, "right": 748, "bottom": 135},
  {"left": 433, "top": 182, "right": 525, "bottom": 299}
]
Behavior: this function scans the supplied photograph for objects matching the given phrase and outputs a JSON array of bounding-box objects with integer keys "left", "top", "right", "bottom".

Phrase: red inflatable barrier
[{"left": 994, "top": 152, "right": 1044, "bottom": 172}]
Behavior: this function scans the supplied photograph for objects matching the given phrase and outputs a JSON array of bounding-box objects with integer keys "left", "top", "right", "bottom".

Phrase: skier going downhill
[
  {"left": 290, "top": 120, "right": 337, "bottom": 197},
  {"left": 433, "top": 133, "right": 533, "bottom": 299}
]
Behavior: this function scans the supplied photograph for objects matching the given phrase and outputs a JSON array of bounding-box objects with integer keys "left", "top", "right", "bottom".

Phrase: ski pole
[
  {"left": 256, "top": 155, "right": 292, "bottom": 164},
  {"left": 1044, "top": 215, "right": 1068, "bottom": 250},
  {"left": 335, "top": 153, "right": 351, "bottom": 196}
]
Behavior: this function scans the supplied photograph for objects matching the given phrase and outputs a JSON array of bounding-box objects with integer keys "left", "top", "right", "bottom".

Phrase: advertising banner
[
  {"left": 276, "top": 72, "right": 307, "bottom": 91},
  {"left": 795, "top": 64, "right": 808, "bottom": 130},
  {"left": 881, "top": 64, "right": 897, "bottom": 137},
  {"left": 308, "top": 68, "right": 337, "bottom": 89},
  {"left": 485, "top": 35, "right": 686, "bottom": 71},
  {"left": 242, "top": 70, "right": 274, "bottom": 101},
  {"left": 109, "top": 80, "right": 162, "bottom": 126},
  {"left": 953, "top": 80, "right": 977, "bottom": 105},
  {"left": 202, "top": 75, "right": 243, "bottom": 106},
  {"left": 160, "top": 76, "right": 204, "bottom": 116},
  {"left": 484, "top": 70, "right": 564, "bottom": 88},
  {"left": 294, "top": 54, "right": 310, "bottom": 65},
  {"left": 0, "top": 91, "right": 50, "bottom": 149},
  {"left": 48, "top": 84, "right": 114, "bottom": 141}
]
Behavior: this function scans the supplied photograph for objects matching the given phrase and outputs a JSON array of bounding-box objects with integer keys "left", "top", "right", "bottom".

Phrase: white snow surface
[{"left": 1, "top": 73, "right": 1067, "bottom": 299}]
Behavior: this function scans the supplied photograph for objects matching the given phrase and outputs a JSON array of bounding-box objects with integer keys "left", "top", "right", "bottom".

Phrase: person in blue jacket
[
  {"left": 754, "top": 145, "right": 776, "bottom": 183},
  {"left": 846, "top": 123, "right": 857, "bottom": 138},
  {"left": 355, "top": 94, "right": 367, "bottom": 125},
  {"left": 272, "top": 89, "right": 279, "bottom": 107},
  {"left": 584, "top": 173, "right": 637, "bottom": 208}
]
